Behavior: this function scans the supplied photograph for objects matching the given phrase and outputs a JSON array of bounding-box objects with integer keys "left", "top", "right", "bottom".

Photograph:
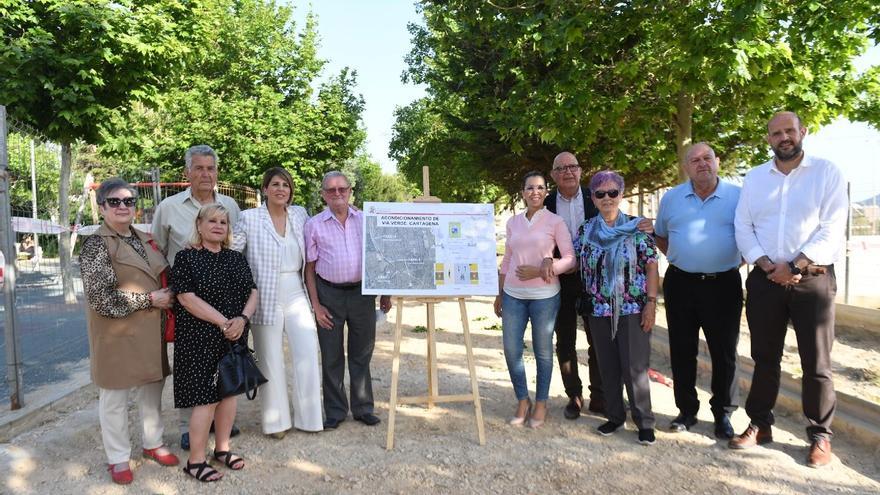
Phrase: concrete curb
[
  {"left": 0, "top": 370, "right": 92, "bottom": 443},
  {"left": 651, "top": 324, "right": 880, "bottom": 448}
]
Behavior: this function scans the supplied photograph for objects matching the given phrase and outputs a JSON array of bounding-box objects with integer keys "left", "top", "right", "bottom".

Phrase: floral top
[{"left": 574, "top": 217, "right": 658, "bottom": 318}]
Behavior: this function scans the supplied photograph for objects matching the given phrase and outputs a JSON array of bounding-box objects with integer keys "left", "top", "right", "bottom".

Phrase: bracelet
[
  {"left": 646, "top": 296, "right": 657, "bottom": 303},
  {"left": 148, "top": 291, "right": 154, "bottom": 305},
  {"left": 238, "top": 314, "right": 251, "bottom": 326}
]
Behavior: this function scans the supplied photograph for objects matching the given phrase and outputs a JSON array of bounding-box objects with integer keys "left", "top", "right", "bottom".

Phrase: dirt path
[{"left": 1, "top": 296, "right": 879, "bottom": 494}]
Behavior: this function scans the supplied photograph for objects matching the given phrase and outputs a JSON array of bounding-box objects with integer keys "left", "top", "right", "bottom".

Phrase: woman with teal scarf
[{"left": 574, "top": 170, "right": 659, "bottom": 445}]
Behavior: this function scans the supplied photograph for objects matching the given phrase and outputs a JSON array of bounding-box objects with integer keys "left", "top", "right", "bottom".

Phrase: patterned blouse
[
  {"left": 80, "top": 228, "right": 152, "bottom": 318},
  {"left": 574, "top": 217, "right": 658, "bottom": 318}
]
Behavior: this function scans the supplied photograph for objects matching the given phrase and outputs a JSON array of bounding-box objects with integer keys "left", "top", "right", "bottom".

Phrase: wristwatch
[{"left": 788, "top": 261, "right": 803, "bottom": 276}]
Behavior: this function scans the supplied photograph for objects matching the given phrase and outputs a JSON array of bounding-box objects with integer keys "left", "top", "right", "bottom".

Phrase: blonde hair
[{"left": 189, "top": 203, "right": 233, "bottom": 248}]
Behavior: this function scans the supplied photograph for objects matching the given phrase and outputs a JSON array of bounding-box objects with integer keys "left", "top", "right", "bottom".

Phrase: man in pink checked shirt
[{"left": 304, "top": 171, "right": 392, "bottom": 430}]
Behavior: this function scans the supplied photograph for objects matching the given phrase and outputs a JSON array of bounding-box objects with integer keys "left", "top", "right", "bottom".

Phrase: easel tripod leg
[
  {"left": 386, "top": 297, "right": 405, "bottom": 450},
  {"left": 459, "top": 297, "right": 486, "bottom": 445}
]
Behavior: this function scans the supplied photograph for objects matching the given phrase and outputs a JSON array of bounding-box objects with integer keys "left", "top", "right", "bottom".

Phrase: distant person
[
  {"left": 20, "top": 235, "right": 35, "bottom": 259},
  {"left": 494, "top": 171, "right": 575, "bottom": 428},
  {"left": 172, "top": 204, "right": 258, "bottom": 482},
  {"left": 730, "top": 111, "right": 847, "bottom": 469},
  {"left": 654, "top": 142, "right": 742, "bottom": 439},
  {"left": 231, "top": 167, "right": 322, "bottom": 437},
  {"left": 304, "top": 171, "right": 391, "bottom": 430},
  {"left": 574, "top": 170, "right": 659, "bottom": 445},
  {"left": 151, "top": 144, "right": 242, "bottom": 450},
  {"left": 80, "top": 178, "right": 178, "bottom": 485}
]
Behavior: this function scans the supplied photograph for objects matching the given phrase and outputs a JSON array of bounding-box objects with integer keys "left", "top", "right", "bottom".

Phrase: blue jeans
[{"left": 501, "top": 292, "right": 561, "bottom": 402}]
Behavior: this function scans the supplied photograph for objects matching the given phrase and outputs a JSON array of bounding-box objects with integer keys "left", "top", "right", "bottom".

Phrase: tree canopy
[
  {"left": 391, "top": 1, "right": 880, "bottom": 201},
  {"left": 97, "top": 0, "right": 366, "bottom": 202}
]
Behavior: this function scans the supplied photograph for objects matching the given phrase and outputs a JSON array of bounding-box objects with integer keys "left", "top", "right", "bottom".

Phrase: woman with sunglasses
[
  {"left": 494, "top": 171, "right": 575, "bottom": 428},
  {"left": 80, "top": 178, "right": 179, "bottom": 484},
  {"left": 574, "top": 170, "right": 659, "bottom": 445}
]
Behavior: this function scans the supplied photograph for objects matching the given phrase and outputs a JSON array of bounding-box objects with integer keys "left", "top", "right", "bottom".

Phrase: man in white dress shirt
[{"left": 729, "top": 112, "right": 847, "bottom": 469}]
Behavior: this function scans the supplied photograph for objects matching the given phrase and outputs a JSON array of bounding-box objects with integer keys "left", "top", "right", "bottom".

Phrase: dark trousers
[
  {"left": 589, "top": 314, "right": 654, "bottom": 429},
  {"left": 316, "top": 279, "right": 377, "bottom": 421},
  {"left": 555, "top": 273, "right": 603, "bottom": 401},
  {"left": 663, "top": 266, "right": 742, "bottom": 418},
  {"left": 744, "top": 266, "right": 837, "bottom": 439}
]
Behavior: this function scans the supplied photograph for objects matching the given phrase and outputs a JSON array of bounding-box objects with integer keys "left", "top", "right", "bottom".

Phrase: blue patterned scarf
[{"left": 584, "top": 211, "right": 641, "bottom": 338}]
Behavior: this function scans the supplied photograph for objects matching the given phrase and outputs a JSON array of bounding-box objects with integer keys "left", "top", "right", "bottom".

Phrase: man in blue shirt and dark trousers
[{"left": 654, "top": 142, "right": 743, "bottom": 439}]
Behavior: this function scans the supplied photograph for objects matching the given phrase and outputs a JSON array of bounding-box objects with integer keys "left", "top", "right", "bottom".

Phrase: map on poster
[{"left": 361, "top": 202, "right": 498, "bottom": 296}]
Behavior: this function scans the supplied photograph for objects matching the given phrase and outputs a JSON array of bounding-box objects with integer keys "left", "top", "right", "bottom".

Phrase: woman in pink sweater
[{"left": 494, "top": 171, "right": 575, "bottom": 428}]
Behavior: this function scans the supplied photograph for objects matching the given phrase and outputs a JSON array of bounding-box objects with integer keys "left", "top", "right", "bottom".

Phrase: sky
[{"left": 292, "top": 1, "right": 880, "bottom": 202}]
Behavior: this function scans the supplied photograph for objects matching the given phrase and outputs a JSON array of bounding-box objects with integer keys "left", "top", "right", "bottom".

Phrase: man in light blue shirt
[{"left": 654, "top": 142, "right": 743, "bottom": 439}]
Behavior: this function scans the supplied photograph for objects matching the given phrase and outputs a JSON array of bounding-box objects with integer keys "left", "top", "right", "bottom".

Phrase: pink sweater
[{"left": 500, "top": 209, "right": 576, "bottom": 289}]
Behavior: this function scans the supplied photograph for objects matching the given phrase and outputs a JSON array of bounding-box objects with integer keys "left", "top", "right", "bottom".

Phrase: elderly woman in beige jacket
[
  {"left": 80, "top": 178, "right": 179, "bottom": 485},
  {"left": 231, "top": 167, "right": 322, "bottom": 437}
]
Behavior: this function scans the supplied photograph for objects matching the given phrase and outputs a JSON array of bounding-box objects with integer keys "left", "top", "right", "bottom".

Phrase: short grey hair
[
  {"left": 589, "top": 170, "right": 625, "bottom": 192},
  {"left": 685, "top": 142, "right": 716, "bottom": 162},
  {"left": 321, "top": 170, "right": 351, "bottom": 189},
  {"left": 184, "top": 145, "right": 218, "bottom": 171},
  {"left": 96, "top": 178, "right": 136, "bottom": 205}
]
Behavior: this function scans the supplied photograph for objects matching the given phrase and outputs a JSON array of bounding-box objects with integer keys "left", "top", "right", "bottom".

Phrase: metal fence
[{"left": 0, "top": 107, "right": 259, "bottom": 410}]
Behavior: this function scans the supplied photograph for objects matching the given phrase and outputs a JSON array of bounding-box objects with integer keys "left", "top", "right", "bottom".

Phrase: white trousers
[
  {"left": 252, "top": 273, "right": 323, "bottom": 433},
  {"left": 98, "top": 379, "right": 165, "bottom": 465}
]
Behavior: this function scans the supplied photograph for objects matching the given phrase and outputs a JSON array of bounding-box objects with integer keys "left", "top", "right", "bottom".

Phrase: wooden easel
[{"left": 385, "top": 167, "right": 486, "bottom": 450}]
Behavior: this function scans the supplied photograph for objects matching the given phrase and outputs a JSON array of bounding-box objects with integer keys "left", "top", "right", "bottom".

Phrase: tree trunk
[
  {"left": 674, "top": 92, "right": 695, "bottom": 183},
  {"left": 59, "top": 142, "right": 76, "bottom": 303}
]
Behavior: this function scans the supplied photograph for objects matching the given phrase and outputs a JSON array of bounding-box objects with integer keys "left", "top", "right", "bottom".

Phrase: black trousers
[
  {"left": 744, "top": 266, "right": 837, "bottom": 439},
  {"left": 589, "top": 314, "right": 654, "bottom": 429},
  {"left": 663, "top": 266, "right": 742, "bottom": 418},
  {"left": 555, "top": 272, "right": 603, "bottom": 401},
  {"left": 316, "top": 278, "right": 377, "bottom": 421}
]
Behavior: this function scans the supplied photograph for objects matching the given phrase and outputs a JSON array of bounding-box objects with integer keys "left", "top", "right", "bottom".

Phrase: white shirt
[
  {"left": 555, "top": 187, "right": 585, "bottom": 241},
  {"left": 734, "top": 154, "right": 847, "bottom": 265}
]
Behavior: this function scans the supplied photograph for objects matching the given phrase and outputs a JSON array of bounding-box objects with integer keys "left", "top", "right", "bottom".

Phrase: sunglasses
[
  {"left": 323, "top": 186, "right": 351, "bottom": 195},
  {"left": 104, "top": 197, "right": 137, "bottom": 207},
  {"left": 593, "top": 189, "right": 620, "bottom": 199}
]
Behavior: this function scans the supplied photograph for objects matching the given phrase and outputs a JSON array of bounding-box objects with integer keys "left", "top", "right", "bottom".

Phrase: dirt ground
[{"left": 1, "top": 296, "right": 879, "bottom": 494}]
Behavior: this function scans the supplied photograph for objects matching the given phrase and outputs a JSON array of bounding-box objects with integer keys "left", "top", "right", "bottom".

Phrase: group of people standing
[
  {"left": 80, "top": 109, "right": 846, "bottom": 485},
  {"left": 81, "top": 145, "right": 389, "bottom": 484},
  {"left": 495, "top": 111, "right": 847, "bottom": 469}
]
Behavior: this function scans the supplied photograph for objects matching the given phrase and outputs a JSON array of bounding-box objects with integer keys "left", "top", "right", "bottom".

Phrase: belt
[
  {"left": 317, "top": 275, "right": 361, "bottom": 290},
  {"left": 668, "top": 264, "right": 737, "bottom": 281}
]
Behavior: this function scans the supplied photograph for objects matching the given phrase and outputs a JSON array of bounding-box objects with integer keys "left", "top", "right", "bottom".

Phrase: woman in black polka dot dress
[{"left": 171, "top": 204, "right": 258, "bottom": 482}]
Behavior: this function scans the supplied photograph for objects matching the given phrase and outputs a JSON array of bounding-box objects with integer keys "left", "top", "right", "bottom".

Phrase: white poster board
[{"left": 361, "top": 202, "right": 498, "bottom": 296}]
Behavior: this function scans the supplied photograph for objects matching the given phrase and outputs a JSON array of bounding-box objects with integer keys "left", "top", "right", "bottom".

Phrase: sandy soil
[{"left": 1, "top": 296, "right": 879, "bottom": 494}]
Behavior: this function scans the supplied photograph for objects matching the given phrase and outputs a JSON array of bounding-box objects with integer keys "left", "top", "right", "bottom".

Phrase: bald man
[
  {"left": 730, "top": 111, "right": 847, "bottom": 468},
  {"left": 654, "top": 142, "right": 742, "bottom": 440},
  {"left": 544, "top": 152, "right": 604, "bottom": 419}
]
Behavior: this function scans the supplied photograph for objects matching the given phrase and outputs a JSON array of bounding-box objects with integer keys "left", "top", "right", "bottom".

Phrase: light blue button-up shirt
[{"left": 655, "top": 179, "right": 742, "bottom": 273}]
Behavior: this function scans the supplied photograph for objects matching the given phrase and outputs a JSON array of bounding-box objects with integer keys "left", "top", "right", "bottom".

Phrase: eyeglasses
[
  {"left": 323, "top": 186, "right": 351, "bottom": 195},
  {"left": 593, "top": 189, "right": 620, "bottom": 199},
  {"left": 103, "top": 197, "right": 137, "bottom": 207},
  {"left": 552, "top": 165, "right": 580, "bottom": 174},
  {"left": 524, "top": 185, "right": 547, "bottom": 192}
]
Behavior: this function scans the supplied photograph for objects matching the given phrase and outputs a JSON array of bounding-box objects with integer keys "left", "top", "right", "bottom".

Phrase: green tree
[
  {"left": 0, "top": 0, "right": 192, "bottom": 301},
  {"left": 393, "top": 1, "right": 880, "bottom": 197},
  {"left": 343, "top": 153, "right": 418, "bottom": 209},
  {"left": 98, "top": 1, "right": 366, "bottom": 204}
]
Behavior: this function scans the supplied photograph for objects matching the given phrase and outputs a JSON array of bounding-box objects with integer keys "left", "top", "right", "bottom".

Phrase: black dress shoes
[
  {"left": 563, "top": 396, "right": 584, "bottom": 420},
  {"left": 180, "top": 432, "right": 190, "bottom": 451},
  {"left": 669, "top": 413, "right": 698, "bottom": 432},
  {"left": 354, "top": 413, "right": 381, "bottom": 426},
  {"left": 208, "top": 422, "right": 241, "bottom": 437},
  {"left": 714, "top": 415, "right": 735, "bottom": 439},
  {"left": 323, "top": 417, "right": 345, "bottom": 430}
]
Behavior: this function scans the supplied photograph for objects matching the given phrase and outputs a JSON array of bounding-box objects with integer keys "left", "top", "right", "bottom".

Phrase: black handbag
[{"left": 216, "top": 341, "right": 268, "bottom": 400}]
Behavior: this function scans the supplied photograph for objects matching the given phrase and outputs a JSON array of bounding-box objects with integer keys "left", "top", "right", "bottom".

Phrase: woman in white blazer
[{"left": 231, "top": 167, "right": 322, "bottom": 436}]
